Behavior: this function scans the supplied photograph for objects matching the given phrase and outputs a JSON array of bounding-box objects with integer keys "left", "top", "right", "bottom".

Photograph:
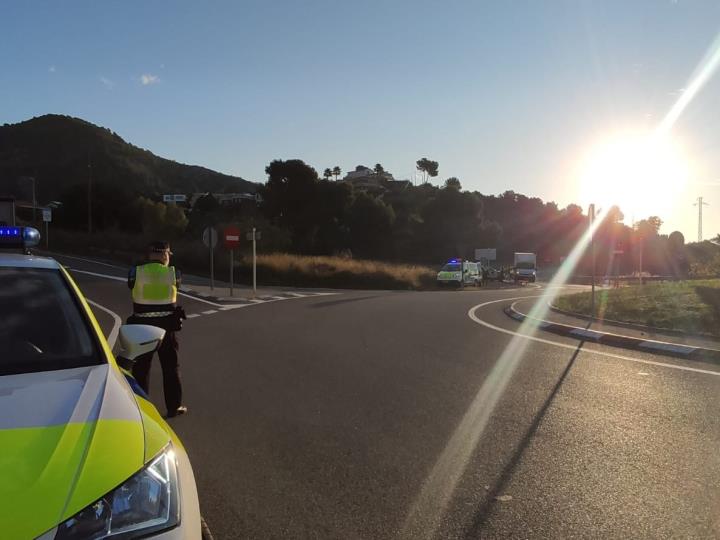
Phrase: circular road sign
[
  {"left": 202, "top": 227, "right": 218, "bottom": 249},
  {"left": 224, "top": 226, "right": 241, "bottom": 249}
]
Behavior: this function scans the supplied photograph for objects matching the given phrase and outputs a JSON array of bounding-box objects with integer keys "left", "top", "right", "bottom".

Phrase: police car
[
  {"left": 436, "top": 259, "right": 481, "bottom": 287},
  {"left": 0, "top": 227, "right": 202, "bottom": 539}
]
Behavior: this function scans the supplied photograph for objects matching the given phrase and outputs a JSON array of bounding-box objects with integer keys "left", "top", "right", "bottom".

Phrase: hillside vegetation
[{"left": 0, "top": 115, "right": 257, "bottom": 229}]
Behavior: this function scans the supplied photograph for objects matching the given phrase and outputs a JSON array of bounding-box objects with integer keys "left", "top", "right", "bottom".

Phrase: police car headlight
[{"left": 56, "top": 445, "right": 180, "bottom": 539}]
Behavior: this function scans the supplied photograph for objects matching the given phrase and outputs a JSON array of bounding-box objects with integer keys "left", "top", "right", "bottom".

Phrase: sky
[{"left": 2, "top": 0, "right": 720, "bottom": 241}]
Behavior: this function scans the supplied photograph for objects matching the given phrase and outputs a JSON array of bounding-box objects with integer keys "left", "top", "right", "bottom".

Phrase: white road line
[
  {"left": 468, "top": 296, "right": 720, "bottom": 377},
  {"left": 186, "top": 313, "right": 201, "bottom": 319},
  {"left": 50, "top": 253, "right": 125, "bottom": 269},
  {"left": 71, "top": 269, "right": 126, "bottom": 282},
  {"left": 68, "top": 268, "right": 229, "bottom": 307},
  {"left": 202, "top": 309, "right": 218, "bottom": 315},
  {"left": 86, "top": 299, "right": 122, "bottom": 349},
  {"left": 69, "top": 266, "right": 339, "bottom": 309}
]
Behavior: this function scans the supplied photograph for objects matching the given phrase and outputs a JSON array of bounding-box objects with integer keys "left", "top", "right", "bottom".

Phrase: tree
[
  {"left": 419, "top": 189, "right": 495, "bottom": 261},
  {"left": 323, "top": 168, "right": 332, "bottom": 181},
  {"left": 374, "top": 163, "right": 385, "bottom": 176},
  {"left": 347, "top": 192, "right": 395, "bottom": 258},
  {"left": 332, "top": 166, "right": 342, "bottom": 181},
  {"left": 444, "top": 177, "right": 461, "bottom": 190},
  {"left": 416, "top": 158, "right": 439, "bottom": 183},
  {"left": 634, "top": 216, "right": 663, "bottom": 237},
  {"left": 604, "top": 205, "right": 625, "bottom": 224},
  {"left": 133, "top": 197, "right": 188, "bottom": 238},
  {"left": 668, "top": 231, "right": 685, "bottom": 252},
  {"left": 262, "top": 158, "right": 318, "bottom": 221}
]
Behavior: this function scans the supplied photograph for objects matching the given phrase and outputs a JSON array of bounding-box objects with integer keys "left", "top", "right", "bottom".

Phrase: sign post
[
  {"left": 223, "top": 226, "right": 241, "bottom": 296},
  {"left": 589, "top": 204, "right": 596, "bottom": 316},
  {"left": 202, "top": 227, "right": 218, "bottom": 290},
  {"left": 246, "top": 228, "right": 262, "bottom": 297},
  {"left": 42, "top": 208, "right": 52, "bottom": 248}
]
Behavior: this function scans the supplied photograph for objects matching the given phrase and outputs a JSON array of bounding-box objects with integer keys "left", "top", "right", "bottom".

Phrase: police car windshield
[
  {"left": 0, "top": 267, "right": 101, "bottom": 375},
  {"left": 441, "top": 263, "right": 461, "bottom": 272}
]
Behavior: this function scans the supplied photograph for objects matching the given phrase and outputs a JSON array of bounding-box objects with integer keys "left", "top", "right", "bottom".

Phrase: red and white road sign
[{"left": 223, "top": 226, "right": 241, "bottom": 248}]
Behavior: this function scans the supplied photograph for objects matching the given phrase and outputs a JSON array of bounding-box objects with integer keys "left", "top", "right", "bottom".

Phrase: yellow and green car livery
[{"left": 0, "top": 234, "right": 199, "bottom": 540}]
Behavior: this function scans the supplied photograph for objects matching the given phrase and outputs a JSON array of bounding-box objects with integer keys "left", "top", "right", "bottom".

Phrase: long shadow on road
[
  {"left": 464, "top": 339, "right": 586, "bottom": 538},
  {"left": 310, "top": 295, "right": 384, "bottom": 308}
]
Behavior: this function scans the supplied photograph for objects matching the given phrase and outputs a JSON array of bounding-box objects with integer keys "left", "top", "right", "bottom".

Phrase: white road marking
[
  {"left": 71, "top": 269, "right": 125, "bottom": 282},
  {"left": 186, "top": 313, "right": 201, "bottom": 319},
  {"left": 86, "top": 299, "right": 122, "bottom": 348},
  {"left": 468, "top": 296, "right": 720, "bottom": 377},
  {"left": 70, "top": 267, "right": 340, "bottom": 317},
  {"left": 50, "top": 253, "right": 125, "bottom": 269}
]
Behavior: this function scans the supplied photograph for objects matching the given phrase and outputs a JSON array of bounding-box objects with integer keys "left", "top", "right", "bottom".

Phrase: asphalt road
[{"left": 58, "top": 254, "right": 720, "bottom": 539}]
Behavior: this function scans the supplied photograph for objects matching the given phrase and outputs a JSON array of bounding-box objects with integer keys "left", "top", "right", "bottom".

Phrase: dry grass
[
  {"left": 46, "top": 229, "right": 437, "bottom": 290},
  {"left": 237, "top": 253, "right": 437, "bottom": 290}
]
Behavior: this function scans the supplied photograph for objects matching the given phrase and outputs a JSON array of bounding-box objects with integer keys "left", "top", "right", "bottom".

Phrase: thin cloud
[
  {"left": 48, "top": 66, "right": 56, "bottom": 73},
  {"left": 100, "top": 76, "right": 115, "bottom": 90},
  {"left": 140, "top": 73, "right": 160, "bottom": 86}
]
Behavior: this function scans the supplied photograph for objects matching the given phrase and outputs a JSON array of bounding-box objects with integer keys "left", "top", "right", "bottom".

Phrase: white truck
[{"left": 513, "top": 252, "right": 537, "bottom": 283}]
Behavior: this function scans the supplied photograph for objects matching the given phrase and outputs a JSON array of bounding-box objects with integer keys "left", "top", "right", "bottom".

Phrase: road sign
[
  {"left": 202, "top": 227, "right": 218, "bottom": 249},
  {"left": 42, "top": 208, "right": 52, "bottom": 222},
  {"left": 163, "top": 194, "right": 187, "bottom": 203},
  {"left": 246, "top": 230, "right": 261, "bottom": 241},
  {"left": 475, "top": 248, "right": 496, "bottom": 262},
  {"left": 224, "top": 226, "right": 241, "bottom": 249}
]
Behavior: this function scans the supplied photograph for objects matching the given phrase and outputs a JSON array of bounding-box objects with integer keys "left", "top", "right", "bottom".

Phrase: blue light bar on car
[
  {"left": 0, "top": 226, "right": 41, "bottom": 249},
  {"left": 0, "top": 227, "right": 21, "bottom": 237}
]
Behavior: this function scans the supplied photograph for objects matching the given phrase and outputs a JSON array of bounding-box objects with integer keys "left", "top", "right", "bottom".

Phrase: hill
[{"left": 0, "top": 114, "right": 257, "bottom": 204}]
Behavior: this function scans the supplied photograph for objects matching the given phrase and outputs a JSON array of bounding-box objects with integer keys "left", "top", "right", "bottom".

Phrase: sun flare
[{"left": 579, "top": 132, "right": 690, "bottom": 222}]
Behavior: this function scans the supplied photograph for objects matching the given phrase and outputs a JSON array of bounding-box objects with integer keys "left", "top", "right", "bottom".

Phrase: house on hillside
[
  {"left": 339, "top": 165, "right": 410, "bottom": 193},
  {"left": 188, "top": 192, "right": 262, "bottom": 208}
]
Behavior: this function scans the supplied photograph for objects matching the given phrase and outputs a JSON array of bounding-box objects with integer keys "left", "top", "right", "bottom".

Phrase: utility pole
[
  {"left": 21, "top": 177, "right": 36, "bottom": 223},
  {"left": 694, "top": 196, "right": 709, "bottom": 242},
  {"left": 589, "top": 204, "right": 596, "bottom": 317},
  {"left": 639, "top": 236, "right": 644, "bottom": 286},
  {"left": 252, "top": 227, "right": 257, "bottom": 298},
  {"left": 87, "top": 153, "right": 93, "bottom": 234},
  {"left": 31, "top": 177, "right": 36, "bottom": 224}
]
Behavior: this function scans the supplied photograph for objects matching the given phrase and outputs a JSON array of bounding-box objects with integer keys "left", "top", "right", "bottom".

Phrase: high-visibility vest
[{"left": 131, "top": 263, "right": 177, "bottom": 305}]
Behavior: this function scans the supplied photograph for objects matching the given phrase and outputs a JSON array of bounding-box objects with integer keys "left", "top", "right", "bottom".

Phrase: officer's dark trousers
[{"left": 131, "top": 331, "right": 182, "bottom": 413}]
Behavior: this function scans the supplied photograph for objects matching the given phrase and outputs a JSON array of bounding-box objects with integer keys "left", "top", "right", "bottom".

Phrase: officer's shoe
[{"left": 167, "top": 405, "right": 188, "bottom": 418}]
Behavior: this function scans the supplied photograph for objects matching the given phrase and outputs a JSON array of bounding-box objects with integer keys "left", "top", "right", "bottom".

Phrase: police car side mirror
[{"left": 116, "top": 324, "right": 166, "bottom": 366}]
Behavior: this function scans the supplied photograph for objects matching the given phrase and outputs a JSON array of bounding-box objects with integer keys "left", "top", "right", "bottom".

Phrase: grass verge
[
  {"left": 234, "top": 253, "right": 436, "bottom": 290},
  {"left": 554, "top": 280, "right": 720, "bottom": 336},
  {"left": 46, "top": 229, "right": 437, "bottom": 290}
]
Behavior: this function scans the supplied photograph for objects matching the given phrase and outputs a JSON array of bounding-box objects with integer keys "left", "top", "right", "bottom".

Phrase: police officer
[{"left": 127, "top": 241, "right": 187, "bottom": 418}]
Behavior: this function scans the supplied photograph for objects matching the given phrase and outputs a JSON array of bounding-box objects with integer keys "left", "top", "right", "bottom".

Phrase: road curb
[
  {"left": 504, "top": 304, "right": 720, "bottom": 363},
  {"left": 547, "top": 302, "right": 718, "bottom": 340}
]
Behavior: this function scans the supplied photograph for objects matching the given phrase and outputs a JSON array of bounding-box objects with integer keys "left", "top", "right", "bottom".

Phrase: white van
[{"left": 437, "top": 259, "right": 480, "bottom": 287}]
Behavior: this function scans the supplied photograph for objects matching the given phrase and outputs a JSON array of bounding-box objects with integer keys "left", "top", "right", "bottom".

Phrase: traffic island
[{"left": 504, "top": 301, "right": 720, "bottom": 363}]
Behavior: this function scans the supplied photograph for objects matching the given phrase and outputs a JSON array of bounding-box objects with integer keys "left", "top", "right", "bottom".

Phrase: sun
[{"left": 578, "top": 132, "right": 690, "bottom": 222}]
